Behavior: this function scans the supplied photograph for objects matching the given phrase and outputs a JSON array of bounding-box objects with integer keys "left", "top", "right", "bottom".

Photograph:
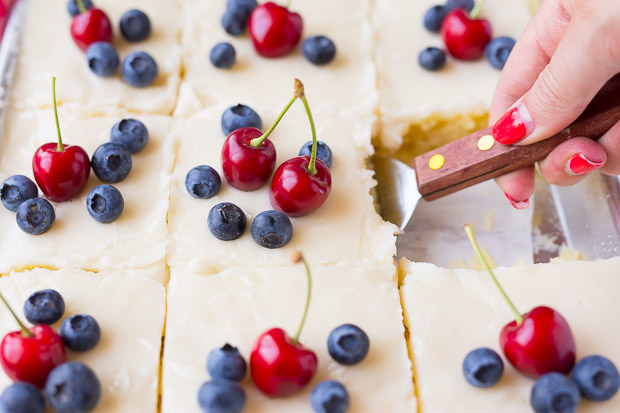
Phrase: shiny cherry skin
[
  {"left": 270, "top": 155, "right": 331, "bottom": 217},
  {"left": 221, "top": 127, "right": 276, "bottom": 191},
  {"left": 33, "top": 143, "right": 91, "bottom": 202},
  {"left": 248, "top": 2, "right": 303, "bottom": 58},
  {"left": 440, "top": 9, "right": 492, "bottom": 60},
  {"left": 250, "top": 328, "right": 318, "bottom": 397},
  {"left": 70, "top": 8, "right": 113, "bottom": 51},
  {"left": 0, "top": 324, "right": 66, "bottom": 388},
  {"left": 500, "top": 306, "right": 576, "bottom": 379}
]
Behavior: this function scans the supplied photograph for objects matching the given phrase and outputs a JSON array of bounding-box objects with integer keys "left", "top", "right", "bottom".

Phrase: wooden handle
[{"left": 414, "top": 74, "right": 620, "bottom": 200}]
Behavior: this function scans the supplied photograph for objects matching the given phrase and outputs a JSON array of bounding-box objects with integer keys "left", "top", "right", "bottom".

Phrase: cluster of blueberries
[
  {"left": 0, "top": 289, "right": 102, "bottom": 413},
  {"left": 198, "top": 324, "right": 369, "bottom": 413},
  {"left": 419, "top": 0, "right": 516, "bottom": 71},
  {"left": 70, "top": 0, "right": 158, "bottom": 87},
  {"left": 210, "top": 0, "right": 337, "bottom": 69},
  {"left": 186, "top": 104, "right": 333, "bottom": 249},
  {"left": 0, "top": 118, "right": 149, "bottom": 234},
  {"left": 463, "top": 347, "right": 620, "bottom": 413}
]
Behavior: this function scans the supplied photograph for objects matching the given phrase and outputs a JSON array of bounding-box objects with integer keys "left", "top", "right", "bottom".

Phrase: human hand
[{"left": 489, "top": 0, "right": 620, "bottom": 209}]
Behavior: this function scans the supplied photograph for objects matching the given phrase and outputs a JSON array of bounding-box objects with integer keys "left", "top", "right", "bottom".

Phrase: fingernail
[
  {"left": 492, "top": 103, "right": 534, "bottom": 145},
  {"left": 504, "top": 192, "right": 529, "bottom": 210},
  {"left": 565, "top": 153, "right": 605, "bottom": 176}
]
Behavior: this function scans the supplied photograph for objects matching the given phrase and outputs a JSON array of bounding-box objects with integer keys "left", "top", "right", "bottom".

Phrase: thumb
[{"left": 491, "top": 11, "right": 619, "bottom": 146}]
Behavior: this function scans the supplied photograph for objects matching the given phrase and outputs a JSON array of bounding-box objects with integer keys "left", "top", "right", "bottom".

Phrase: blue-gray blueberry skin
[
  {"left": 530, "top": 372, "right": 580, "bottom": 413},
  {"left": 302, "top": 35, "right": 337, "bottom": 65},
  {"left": 60, "top": 314, "right": 101, "bottom": 352},
  {"left": 299, "top": 141, "right": 333, "bottom": 168},
  {"left": 310, "top": 380, "right": 350, "bottom": 413},
  {"left": 221, "top": 104, "right": 262, "bottom": 136},
  {"left": 0, "top": 382, "right": 45, "bottom": 413},
  {"left": 210, "top": 43, "right": 237, "bottom": 69},
  {"left": 67, "top": 0, "right": 93, "bottom": 17},
  {"left": 419, "top": 47, "right": 446, "bottom": 71},
  {"left": 185, "top": 165, "right": 222, "bottom": 199},
  {"left": 86, "top": 42, "right": 119, "bottom": 77},
  {"left": 1, "top": 174, "right": 38, "bottom": 211},
  {"left": 45, "top": 362, "right": 101, "bottom": 413},
  {"left": 485, "top": 36, "right": 516, "bottom": 69},
  {"left": 251, "top": 210, "right": 293, "bottom": 249},
  {"left": 424, "top": 5, "right": 449, "bottom": 33},
  {"left": 208, "top": 202, "right": 247, "bottom": 241},
  {"left": 197, "top": 380, "right": 246, "bottom": 413},
  {"left": 23, "top": 289, "right": 65, "bottom": 325},
  {"left": 327, "top": 324, "right": 370, "bottom": 366},
  {"left": 572, "top": 355, "right": 620, "bottom": 401},
  {"left": 86, "top": 184, "right": 124, "bottom": 224},
  {"left": 206, "top": 344, "right": 247, "bottom": 381},
  {"left": 16, "top": 198, "right": 55, "bottom": 235},
  {"left": 122, "top": 51, "right": 158, "bottom": 87},
  {"left": 91, "top": 143, "right": 133, "bottom": 183},
  {"left": 120, "top": 9, "right": 151, "bottom": 42},
  {"left": 462, "top": 347, "right": 504, "bottom": 388},
  {"left": 110, "top": 118, "right": 149, "bottom": 154}
]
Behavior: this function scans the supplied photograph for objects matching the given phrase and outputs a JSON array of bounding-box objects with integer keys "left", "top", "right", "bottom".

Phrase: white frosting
[
  {"left": 400, "top": 257, "right": 620, "bottom": 412},
  {"left": 161, "top": 264, "right": 416, "bottom": 412},
  {"left": 0, "top": 108, "right": 176, "bottom": 282},
  {"left": 175, "top": 0, "right": 377, "bottom": 119},
  {"left": 0, "top": 267, "right": 166, "bottom": 413},
  {"left": 374, "top": 0, "right": 533, "bottom": 150},
  {"left": 166, "top": 105, "right": 396, "bottom": 273},
  {"left": 10, "top": 0, "right": 182, "bottom": 114}
]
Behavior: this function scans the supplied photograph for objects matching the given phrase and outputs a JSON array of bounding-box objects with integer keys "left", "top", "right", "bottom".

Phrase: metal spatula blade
[{"left": 373, "top": 155, "right": 420, "bottom": 230}]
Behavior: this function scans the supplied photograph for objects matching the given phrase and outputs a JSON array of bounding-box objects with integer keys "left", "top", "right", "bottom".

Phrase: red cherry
[
  {"left": 440, "top": 9, "right": 492, "bottom": 60},
  {"left": 248, "top": 2, "right": 303, "bottom": 58},
  {"left": 70, "top": 8, "right": 112, "bottom": 51},
  {"left": 500, "top": 306, "right": 576, "bottom": 379},
  {"left": 0, "top": 324, "right": 66, "bottom": 388},
  {"left": 221, "top": 127, "right": 276, "bottom": 191},
  {"left": 270, "top": 155, "right": 331, "bottom": 217}
]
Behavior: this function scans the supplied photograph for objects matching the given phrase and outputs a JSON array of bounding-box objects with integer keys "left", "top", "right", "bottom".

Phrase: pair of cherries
[
  {"left": 221, "top": 79, "right": 331, "bottom": 217},
  {"left": 70, "top": 0, "right": 112, "bottom": 51}
]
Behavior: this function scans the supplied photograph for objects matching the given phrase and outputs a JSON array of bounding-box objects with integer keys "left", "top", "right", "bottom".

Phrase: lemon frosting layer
[
  {"left": 9, "top": 0, "right": 181, "bottom": 114},
  {"left": 400, "top": 257, "right": 620, "bottom": 412},
  {"left": 166, "top": 105, "right": 396, "bottom": 273},
  {"left": 0, "top": 267, "right": 166, "bottom": 413},
  {"left": 0, "top": 108, "right": 177, "bottom": 282},
  {"left": 161, "top": 264, "right": 416, "bottom": 412}
]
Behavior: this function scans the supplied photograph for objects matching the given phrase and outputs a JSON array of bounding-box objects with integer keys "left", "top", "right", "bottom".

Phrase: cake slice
[
  {"left": 175, "top": 0, "right": 376, "bottom": 118},
  {"left": 400, "top": 257, "right": 620, "bottom": 412},
  {"left": 161, "top": 264, "right": 416, "bottom": 412},
  {"left": 166, "top": 104, "right": 395, "bottom": 273},
  {"left": 0, "top": 108, "right": 177, "bottom": 283},
  {"left": 9, "top": 0, "right": 181, "bottom": 114},
  {"left": 373, "top": 0, "right": 532, "bottom": 161},
  {"left": 0, "top": 267, "right": 166, "bottom": 413}
]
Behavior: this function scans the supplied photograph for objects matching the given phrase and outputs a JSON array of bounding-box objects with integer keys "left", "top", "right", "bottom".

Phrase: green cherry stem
[
  {"left": 0, "top": 291, "right": 33, "bottom": 338},
  {"left": 52, "top": 77, "right": 64, "bottom": 152},
  {"left": 296, "top": 81, "right": 319, "bottom": 176},
  {"left": 75, "top": 0, "right": 86, "bottom": 14},
  {"left": 464, "top": 224, "right": 523, "bottom": 325},
  {"left": 292, "top": 251, "right": 312, "bottom": 345},
  {"left": 469, "top": 0, "right": 487, "bottom": 19}
]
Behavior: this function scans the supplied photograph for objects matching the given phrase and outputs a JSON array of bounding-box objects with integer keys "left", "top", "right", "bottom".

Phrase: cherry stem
[
  {"left": 0, "top": 291, "right": 32, "bottom": 338},
  {"left": 464, "top": 224, "right": 523, "bottom": 325},
  {"left": 249, "top": 95, "right": 297, "bottom": 148},
  {"left": 292, "top": 251, "right": 312, "bottom": 345},
  {"left": 469, "top": 0, "right": 487, "bottom": 19},
  {"left": 300, "top": 94, "right": 318, "bottom": 176},
  {"left": 52, "top": 77, "right": 63, "bottom": 152},
  {"left": 75, "top": 0, "right": 86, "bottom": 14}
]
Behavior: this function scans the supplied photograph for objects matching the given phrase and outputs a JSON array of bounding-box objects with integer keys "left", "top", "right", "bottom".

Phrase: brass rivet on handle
[
  {"left": 477, "top": 134, "right": 495, "bottom": 151},
  {"left": 428, "top": 154, "right": 445, "bottom": 170}
]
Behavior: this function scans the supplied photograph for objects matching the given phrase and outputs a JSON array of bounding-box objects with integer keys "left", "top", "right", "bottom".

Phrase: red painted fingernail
[
  {"left": 492, "top": 103, "right": 534, "bottom": 145},
  {"left": 504, "top": 192, "right": 529, "bottom": 210},
  {"left": 565, "top": 153, "right": 605, "bottom": 176}
]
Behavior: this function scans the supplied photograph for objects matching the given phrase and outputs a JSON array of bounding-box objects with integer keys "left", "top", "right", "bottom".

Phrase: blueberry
[
  {"left": 67, "top": 0, "right": 93, "bottom": 17},
  {"left": 91, "top": 142, "right": 132, "bottom": 183},
  {"left": 227, "top": 0, "right": 258, "bottom": 18},
  {"left": 110, "top": 118, "right": 149, "bottom": 154},
  {"left": 1, "top": 175, "right": 38, "bottom": 212},
  {"left": 16, "top": 198, "right": 55, "bottom": 235},
  {"left": 302, "top": 35, "right": 337, "bottom": 65},
  {"left": 221, "top": 10, "right": 248, "bottom": 36},
  {"left": 121, "top": 51, "right": 158, "bottom": 87},
  {"left": 120, "top": 9, "right": 151, "bottom": 42},
  {"left": 45, "top": 362, "right": 101, "bottom": 412},
  {"left": 251, "top": 210, "right": 293, "bottom": 249},
  {"left": 572, "top": 355, "right": 620, "bottom": 401},
  {"left": 531, "top": 372, "right": 580, "bottom": 413},
  {"left": 23, "top": 289, "right": 65, "bottom": 325},
  {"left": 210, "top": 43, "right": 236, "bottom": 69},
  {"left": 310, "top": 380, "right": 350, "bottom": 413},
  {"left": 446, "top": 0, "right": 475, "bottom": 12},
  {"left": 185, "top": 166, "right": 221, "bottom": 199},
  {"left": 462, "top": 347, "right": 504, "bottom": 388},
  {"left": 423, "top": 5, "right": 449, "bottom": 33},
  {"left": 197, "top": 380, "right": 246, "bottom": 413},
  {"left": 299, "top": 141, "right": 333, "bottom": 168},
  {"left": 207, "top": 344, "right": 247, "bottom": 381},
  {"left": 0, "top": 382, "right": 45, "bottom": 413},
  {"left": 60, "top": 314, "right": 101, "bottom": 352},
  {"left": 327, "top": 324, "right": 370, "bottom": 366},
  {"left": 86, "top": 185, "right": 124, "bottom": 223},
  {"left": 85, "top": 42, "right": 119, "bottom": 77},
  {"left": 419, "top": 47, "right": 446, "bottom": 71},
  {"left": 208, "top": 202, "right": 247, "bottom": 241},
  {"left": 485, "top": 36, "right": 516, "bottom": 69},
  {"left": 221, "top": 104, "right": 262, "bottom": 136}
]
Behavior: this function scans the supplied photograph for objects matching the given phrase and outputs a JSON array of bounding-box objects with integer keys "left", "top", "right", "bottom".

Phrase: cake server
[{"left": 374, "top": 74, "right": 620, "bottom": 231}]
